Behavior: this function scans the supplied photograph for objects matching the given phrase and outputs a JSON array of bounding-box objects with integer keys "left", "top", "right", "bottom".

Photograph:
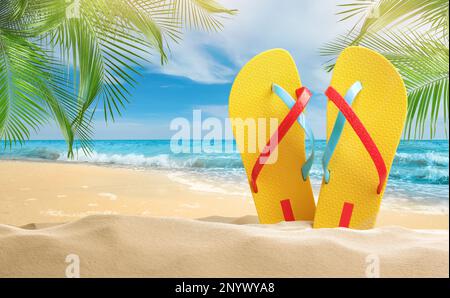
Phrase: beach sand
[{"left": 0, "top": 160, "right": 448, "bottom": 277}]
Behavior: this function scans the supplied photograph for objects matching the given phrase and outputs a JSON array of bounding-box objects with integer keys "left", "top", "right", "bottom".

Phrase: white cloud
[
  {"left": 148, "top": 0, "right": 352, "bottom": 90},
  {"left": 152, "top": 36, "right": 236, "bottom": 84}
]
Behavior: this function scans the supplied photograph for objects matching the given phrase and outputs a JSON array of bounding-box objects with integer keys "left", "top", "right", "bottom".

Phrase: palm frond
[
  {"left": 0, "top": 31, "right": 93, "bottom": 156},
  {"left": 48, "top": 0, "right": 236, "bottom": 125},
  {"left": 324, "top": 0, "right": 449, "bottom": 69},
  {"left": 0, "top": 34, "right": 48, "bottom": 147},
  {"left": 358, "top": 30, "right": 449, "bottom": 138},
  {"left": 338, "top": 0, "right": 448, "bottom": 36},
  {"left": 172, "top": 0, "right": 237, "bottom": 31},
  {"left": 1, "top": 0, "right": 236, "bottom": 155},
  {"left": 50, "top": 1, "right": 154, "bottom": 126},
  {"left": 322, "top": 0, "right": 449, "bottom": 139},
  {"left": 320, "top": 30, "right": 360, "bottom": 71},
  {"left": 0, "top": 1, "right": 95, "bottom": 156},
  {"left": 1, "top": 0, "right": 67, "bottom": 37}
]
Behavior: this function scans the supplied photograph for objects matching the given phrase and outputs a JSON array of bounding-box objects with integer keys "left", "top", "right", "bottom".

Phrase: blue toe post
[
  {"left": 322, "top": 81, "right": 363, "bottom": 184},
  {"left": 272, "top": 83, "right": 315, "bottom": 181}
]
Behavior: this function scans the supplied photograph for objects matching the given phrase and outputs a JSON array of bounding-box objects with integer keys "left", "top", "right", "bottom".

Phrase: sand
[
  {"left": 0, "top": 215, "right": 448, "bottom": 277},
  {"left": 0, "top": 160, "right": 257, "bottom": 226},
  {"left": 0, "top": 160, "right": 448, "bottom": 277}
]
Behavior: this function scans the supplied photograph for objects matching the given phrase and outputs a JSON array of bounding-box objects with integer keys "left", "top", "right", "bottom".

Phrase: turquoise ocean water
[{"left": 1, "top": 140, "right": 448, "bottom": 214}]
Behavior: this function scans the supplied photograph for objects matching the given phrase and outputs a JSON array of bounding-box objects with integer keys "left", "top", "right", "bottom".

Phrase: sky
[{"left": 33, "top": 0, "right": 447, "bottom": 140}]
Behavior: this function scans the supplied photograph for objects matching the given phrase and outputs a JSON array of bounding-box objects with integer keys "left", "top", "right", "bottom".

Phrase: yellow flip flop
[
  {"left": 229, "top": 49, "right": 316, "bottom": 224},
  {"left": 314, "top": 46, "right": 407, "bottom": 229}
]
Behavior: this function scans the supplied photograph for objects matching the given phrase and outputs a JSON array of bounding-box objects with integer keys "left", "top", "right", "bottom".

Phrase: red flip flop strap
[
  {"left": 250, "top": 87, "right": 312, "bottom": 193},
  {"left": 325, "top": 86, "right": 387, "bottom": 194}
]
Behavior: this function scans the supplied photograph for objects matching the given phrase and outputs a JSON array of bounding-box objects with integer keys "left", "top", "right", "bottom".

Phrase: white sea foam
[
  {"left": 395, "top": 152, "right": 449, "bottom": 166},
  {"left": 60, "top": 152, "right": 173, "bottom": 168},
  {"left": 167, "top": 171, "right": 251, "bottom": 198},
  {"left": 1, "top": 140, "right": 447, "bottom": 214},
  {"left": 58, "top": 151, "right": 243, "bottom": 170}
]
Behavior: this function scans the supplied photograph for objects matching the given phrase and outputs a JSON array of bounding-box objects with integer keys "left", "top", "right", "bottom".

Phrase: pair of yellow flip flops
[{"left": 229, "top": 47, "right": 407, "bottom": 229}]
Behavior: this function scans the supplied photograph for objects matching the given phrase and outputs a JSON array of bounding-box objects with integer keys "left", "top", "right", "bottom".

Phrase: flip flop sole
[
  {"left": 314, "top": 46, "right": 407, "bottom": 229},
  {"left": 229, "top": 49, "right": 316, "bottom": 224}
]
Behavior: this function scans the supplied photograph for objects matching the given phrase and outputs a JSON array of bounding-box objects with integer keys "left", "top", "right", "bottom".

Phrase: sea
[{"left": 1, "top": 140, "right": 448, "bottom": 214}]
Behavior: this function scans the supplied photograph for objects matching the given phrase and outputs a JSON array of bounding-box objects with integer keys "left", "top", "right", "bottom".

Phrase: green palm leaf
[
  {"left": 321, "top": 0, "right": 449, "bottom": 139},
  {"left": 172, "top": 0, "right": 237, "bottom": 31},
  {"left": 50, "top": 0, "right": 236, "bottom": 132},
  {"left": 0, "top": 35, "right": 47, "bottom": 146},
  {"left": 0, "top": 31, "right": 93, "bottom": 156},
  {"left": 337, "top": 0, "right": 448, "bottom": 40},
  {"left": 358, "top": 30, "right": 448, "bottom": 138},
  {"left": 1, "top": 0, "right": 236, "bottom": 156},
  {"left": 323, "top": 0, "right": 448, "bottom": 68}
]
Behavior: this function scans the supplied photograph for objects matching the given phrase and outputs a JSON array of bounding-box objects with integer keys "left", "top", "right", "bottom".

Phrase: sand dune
[{"left": 0, "top": 215, "right": 448, "bottom": 278}]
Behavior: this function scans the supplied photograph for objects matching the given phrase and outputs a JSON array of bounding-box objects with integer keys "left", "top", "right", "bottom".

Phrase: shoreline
[
  {"left": 0, "top": 160, "right": 256, "bottom": 226},
  {"left": 0, "top": 160, "right": 448, "bottom": 277},
  {"left": 1, "top": 148, "right": 448, "bottom": 214},
  {"left": 0, "top": 160, "right": 448, "bottom": 229}
]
